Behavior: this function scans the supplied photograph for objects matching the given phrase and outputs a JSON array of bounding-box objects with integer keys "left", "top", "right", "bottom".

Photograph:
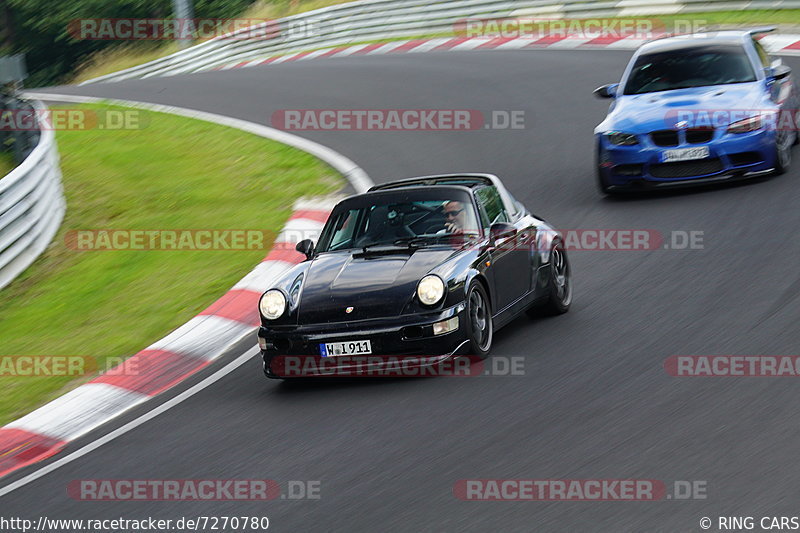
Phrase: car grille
[
  {"left": 685, "top": 128, "right": 714, "bottom": 144},
  {"left": 650, "top": 130, "right": 679, "bottom": 147},
  {"left": 650, "top": 128, "right": 714, "bottom": 146},
  {"left": 649, "top": 158, "right": 724, "bottom": 179}
]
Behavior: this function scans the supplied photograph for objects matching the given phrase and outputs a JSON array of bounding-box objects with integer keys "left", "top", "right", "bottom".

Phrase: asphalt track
[{"left": 6, "top": 50, "right": 800, "bottom": 531}]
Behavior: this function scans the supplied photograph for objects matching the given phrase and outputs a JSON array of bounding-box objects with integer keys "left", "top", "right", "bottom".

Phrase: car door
[{"left": 474, "top": 186, "right": 531, "bottom": 313}]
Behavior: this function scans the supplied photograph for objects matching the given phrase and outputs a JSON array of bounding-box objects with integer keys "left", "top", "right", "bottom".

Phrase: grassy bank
[
  {"left": 72, "top": 0, "right": 356, "bottom": 83},
  {"left": 0, "top": 103, "right": 341, "bottom": 425}
]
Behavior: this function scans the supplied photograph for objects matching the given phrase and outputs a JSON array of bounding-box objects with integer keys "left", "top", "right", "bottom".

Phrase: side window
[
  {"left": 474, "top": 186, "right": 509, "bottom": 225},
  {"left": 329, "top": 209, "right": 359, "bottom": 250},
  {"left": 752, "top": 38, "right": 770, "bottom": 69}
]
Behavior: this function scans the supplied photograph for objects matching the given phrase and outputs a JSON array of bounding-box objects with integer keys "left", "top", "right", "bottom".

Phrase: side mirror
[
  {"left": 770, "top": 64, "right": 792, "bottom": 81},
  {"left": 295, "top": 239, "right": 314, "bottom": 260},
  {"left": 489, "top": 222, "right": 517, "bottom": 241},
  {"left": 593, "top": 84, "right": 618, "bottom": 99}
]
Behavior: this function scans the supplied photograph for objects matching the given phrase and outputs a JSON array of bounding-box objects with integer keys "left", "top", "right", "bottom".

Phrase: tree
[{"left": 4, "top": 0, "right": 255, "bottom": 86}]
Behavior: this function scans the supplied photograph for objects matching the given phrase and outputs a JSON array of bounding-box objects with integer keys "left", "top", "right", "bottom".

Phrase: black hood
[{"left": 298, "top": 248, "right": 457, "bottom": 323}]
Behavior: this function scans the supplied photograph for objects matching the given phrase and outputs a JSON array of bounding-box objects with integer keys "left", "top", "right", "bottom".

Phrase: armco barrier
[
  {"left": 82, "top": 0, "right": 800, "bottom": 84},
  {"left": 0, "top": 100, "right": 65, "bottom": 291}
]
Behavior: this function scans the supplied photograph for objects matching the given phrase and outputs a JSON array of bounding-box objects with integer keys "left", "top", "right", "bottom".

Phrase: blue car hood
[{"left": 598, "top": 82, "right": 766, "bottom": 133}]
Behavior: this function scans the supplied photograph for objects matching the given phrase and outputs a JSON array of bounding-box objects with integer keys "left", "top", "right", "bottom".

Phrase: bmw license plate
[
  {"left": 320, "top": 340, "right": 372, "bottom": 357},
  {"left": 661, "top": 146, "right": 709, "bottom": 163}
]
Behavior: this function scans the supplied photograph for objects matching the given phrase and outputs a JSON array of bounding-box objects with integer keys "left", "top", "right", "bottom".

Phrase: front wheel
[
  {"left": 465, "top": 281, "right": 493, "bottom": 359},
  {"left": 530, "top": 241, "right": 572, "bottom": 316},
  {"left": 596, "top": 145, "right": 617, "bottom": 195},
  {"left": 774, "top": 128, "right": 795, "bottom": 175}
]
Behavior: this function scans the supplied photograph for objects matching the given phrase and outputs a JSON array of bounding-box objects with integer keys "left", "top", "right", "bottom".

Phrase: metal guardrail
[
  {"left": 82, "top": 0, "right": 800, "bottom": 84},
  {"left": 0, "top": 100, "right": 66, "bottom": 290}
]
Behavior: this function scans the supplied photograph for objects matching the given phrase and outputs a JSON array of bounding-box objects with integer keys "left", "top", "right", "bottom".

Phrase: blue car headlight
[
  {"left": 605, "top": 131, "right": 639, "bottom": 146},
  {"left": 728, "top": 115, "right": 764, "bottom": 134}
]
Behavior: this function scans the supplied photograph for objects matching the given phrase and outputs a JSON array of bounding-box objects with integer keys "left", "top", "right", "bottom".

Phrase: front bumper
[
  {"left": 597, "top": 128, "right": 777, "bottom": 189},
  {"left": 259, "top": 303, "right": 469, "bottom": 378}
]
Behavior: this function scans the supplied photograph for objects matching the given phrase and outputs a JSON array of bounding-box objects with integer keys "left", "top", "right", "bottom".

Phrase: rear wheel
[
  {"left": 530, "top": 241, "right": 572, "bottom": 316},
  {"left": 465, "top": 281, "right": 493, "bottom": 359}
]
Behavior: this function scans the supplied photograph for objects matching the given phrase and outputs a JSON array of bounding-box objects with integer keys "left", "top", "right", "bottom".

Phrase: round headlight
[
  {"left": 260, "top": 290, "right": 287, "bottom": 320},
  {"left": 417, "top": 275, "right": 445, "bottom": 306}
]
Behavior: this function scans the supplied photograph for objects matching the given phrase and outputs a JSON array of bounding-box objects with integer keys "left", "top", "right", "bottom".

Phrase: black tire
[
  {"left": 774, "top": 128, "right": 794, "bottom": 175},
  {"left": 596, "top": 144, "right": 616, "bottom": 195},
  {"left": 530, "top": 241, "right": 572, "bottom": 316},
  {"left": 465, "top": 280, "right": 493, "bottom": 360}
]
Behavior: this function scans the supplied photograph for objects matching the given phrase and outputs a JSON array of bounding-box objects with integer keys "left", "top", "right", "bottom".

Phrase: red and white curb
[
  {"left": 0, "top": 198, "right": 336, "bottom": 478},
  {"left": 210, "top": 34, "right": 800, "bottom": 73}
]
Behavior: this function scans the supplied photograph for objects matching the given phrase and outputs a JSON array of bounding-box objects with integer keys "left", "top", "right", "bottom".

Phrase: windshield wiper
[
  {"left": 393, "top": 235, "right": 441, "bottom": 248},
  {"left": 394, "top": 233, "right": 479, "bottom": 248},
  {"left": 355, "top": 242, "right": 413, "bottom": 256}
]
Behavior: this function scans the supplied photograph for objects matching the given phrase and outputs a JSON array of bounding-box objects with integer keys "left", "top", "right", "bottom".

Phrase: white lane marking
[
  {"left": 5, "top": 384, "right": 148, "bottom": 442},
  {"left": 0, "top": 346, "right": 260, "bottom": 498},
  {"left": 22, "top": 93, "right": 374, "bottom": 194}
]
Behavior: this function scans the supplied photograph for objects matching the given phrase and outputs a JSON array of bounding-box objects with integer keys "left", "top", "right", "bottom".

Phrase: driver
[{"left": 441, "top": 201, "right": 467, "bottom": 234}]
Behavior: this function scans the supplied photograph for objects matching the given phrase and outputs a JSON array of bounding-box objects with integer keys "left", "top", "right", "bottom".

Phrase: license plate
[
  {"left": 661, "top": 146, "right": 709, "bottom": 163},
  {"left": 320, "top": 340, "right": 372, "bottom": 357}
]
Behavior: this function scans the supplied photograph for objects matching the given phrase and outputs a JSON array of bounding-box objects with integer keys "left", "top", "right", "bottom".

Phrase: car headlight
[
  {"left": 260, "top": 289, "right": 287, "bottom": 320},
  {"left": 728, "top": 115, "right": 762, "bottom": 134},
  {"left": 605, "top": 131, "right": 639, "bottom": 145},
  {"left": 417, "top": 275, "right": 445, "bottom": 306}
]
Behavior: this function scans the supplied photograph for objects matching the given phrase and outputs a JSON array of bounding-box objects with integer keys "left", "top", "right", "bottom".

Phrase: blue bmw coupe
[{"left": 594, "top": 28, "right": 799, "bottom": 193}]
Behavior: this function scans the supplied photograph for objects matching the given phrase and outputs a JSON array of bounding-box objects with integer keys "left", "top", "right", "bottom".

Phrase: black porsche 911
[{"left": 257, "top": 173, "right": 571, "bottom": 378}]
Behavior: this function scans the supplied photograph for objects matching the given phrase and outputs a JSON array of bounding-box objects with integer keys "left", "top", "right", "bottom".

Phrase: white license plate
[
  {"left": 661, "top": 146, "right": 709, "bottom": 163},
  {"left": 320, "top": 340, "right": 372, "bottom": 357}
]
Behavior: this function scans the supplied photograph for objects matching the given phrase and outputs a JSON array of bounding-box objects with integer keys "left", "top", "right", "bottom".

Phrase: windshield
[
  {"left": 315, "top": 189, "right": 481, "bottom": 253},
  {"left": 623, "top": 45, "right": 756, "bottom": 95}
]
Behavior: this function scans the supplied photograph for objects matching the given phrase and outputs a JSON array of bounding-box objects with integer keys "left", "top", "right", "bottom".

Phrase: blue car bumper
[{"left": 597, "top": 128, "right": 777, "bottom": 189}]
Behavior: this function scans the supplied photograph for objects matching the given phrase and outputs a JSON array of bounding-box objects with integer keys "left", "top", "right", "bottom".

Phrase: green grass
[
  {"left": 72, "top": 0, "right": 356, "bottom": 83},
  {"left": 653, "top": 10, "right": 800, "bottom": 27},
  {"left": 0, "top": 103, "right": 341, "bottom": 425},
  {"left": 0, "top": 152, "right": 15, "bottom": 177}
]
